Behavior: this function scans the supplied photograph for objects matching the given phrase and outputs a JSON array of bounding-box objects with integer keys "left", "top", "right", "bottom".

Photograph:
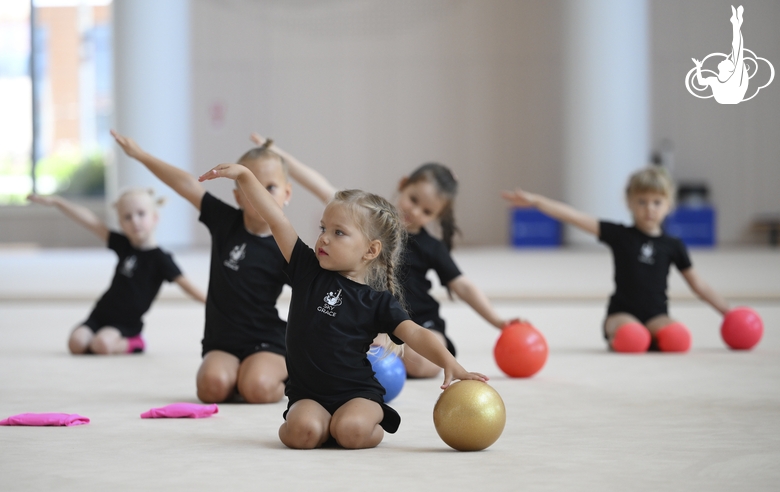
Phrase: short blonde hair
[
  {"left": 114, "top": 188, "right": 165, "bottom": 210},
  {"left": 237, "top": 138, "right": 289, "bottom": 179},
  {"left": 626, "top": 167, "right": 675, "bottom": 203}
]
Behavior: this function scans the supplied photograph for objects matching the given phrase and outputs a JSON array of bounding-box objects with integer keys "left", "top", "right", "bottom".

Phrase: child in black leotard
[
  {"left": 27, "top": 189, "right": 205, "bottom": 355},
  {"left": 199, "top": 162, "right": 487, "bottom": 449},
  {"left": 249, "top": 134, "right": 518, "bottom": 377},
  {"left": 503, "top": 167, "right": 730, "bottom": 353},
  {"left": 112, "top": 131, "right": 292, "bottom": 404}
]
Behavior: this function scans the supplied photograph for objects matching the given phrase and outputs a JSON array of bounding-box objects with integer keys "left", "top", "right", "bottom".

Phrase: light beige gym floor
[{"left": 1, "top": 246, "right": 779, "bottom": 491}]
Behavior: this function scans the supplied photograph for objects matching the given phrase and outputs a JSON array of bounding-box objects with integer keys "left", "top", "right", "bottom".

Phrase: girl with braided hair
[
  {"left": 199, "top": 162, "right": 487, "bottom": 449},
  {"left": 249, "top": 133, "right": 518, "bottom": 378}
]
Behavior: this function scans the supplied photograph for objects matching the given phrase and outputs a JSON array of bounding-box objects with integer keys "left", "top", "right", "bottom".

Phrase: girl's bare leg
[
  {"left": 89, "top": 327, "right": 127, "bottom": 354},
  {"left": 400, "top": 331, "right": 447, "bottom": 378},
  {"left": 196, "top": 350, "right": 240, "bottom": 403},
  {"left": 68, "top": 326, "right": 94, "bottom": 354},
  {"left": 645, "top": 314, "right": 677, "bottom": 335},
  {"left": 279, "top": 400, "right": 332, "bottom": 449},
  {"left": 604, "top": 312, "right": 644, "bottom": 340},
  {"left": 329, "top": 398, "right": 384, "bottom": 449},
  {"left": 236, "top": 351, "right": 287, "bottom": 403}
]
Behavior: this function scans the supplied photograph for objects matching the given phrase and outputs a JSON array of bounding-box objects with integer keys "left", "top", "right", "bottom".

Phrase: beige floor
[{"left": 1, "top": 247, "right": 779, "bottom": 491}]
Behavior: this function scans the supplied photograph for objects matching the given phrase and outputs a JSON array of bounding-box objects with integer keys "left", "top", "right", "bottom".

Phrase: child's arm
[
  {"left": 251, "top": 133, "right": 337, "bottom": 204},
  {"left": 393, "top": 320, "right": 488, "bottom": 389},
  {"left": 112, "top": 130, "right": 206, "bottom": 210},
  {"left": 172, "top": 275, "right": 207, "bottom": 304},
  {"left": 680, "top": 267, "right": 730, "bottom": 315},
  {"left": 502, "top": 188, "right": 599, "bottom": 237},
  {"left": 199, "top": 164, "right": 298, "bottom": 261},
  {"left": 27, "top": 194, "right": 109, "bottom": 242},
  {"left": 448, "top": 276, "right": 510, "bottom": 329}
]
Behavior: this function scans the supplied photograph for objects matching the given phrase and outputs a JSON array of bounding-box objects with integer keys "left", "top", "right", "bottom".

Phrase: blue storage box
[
  {"left": 510, "top": 208, "right": 561, "bottom": 247},
  {"left": 664, "top": 206, "right": 716, "bottom": 247}
]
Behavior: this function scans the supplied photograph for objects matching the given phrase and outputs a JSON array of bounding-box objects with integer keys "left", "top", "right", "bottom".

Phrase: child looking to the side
[
  {"left": 502, "top": 166, "right": 729, "bottom": 352},
  {"left": 112, "top": 130, "right": 292, "bottom": 404},
  {"left": 199, "top": 162, "right": 487, "bottom": 449},
  {"left": 249, "top": 133, "right": 517, "bottom": 377},
  {"left": 27, "top": 190, "right": 205, "bottom": 355}
]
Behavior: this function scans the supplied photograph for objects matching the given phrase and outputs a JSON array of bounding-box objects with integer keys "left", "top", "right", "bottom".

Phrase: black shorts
[
  {"left": 417, "top": 319, "right": 456, "bottom": 357},
  {"left": 284, "top": 392, "right": 401, "bottom": 434},
  {"left": 80, "top": 316, "right": 142, "bottom": 338},
  {"left": 202, "top": 338, "right": 286, "bottom": 361},
  {"left": 604, "top": 298, "right": 667, "bottom": 339}
]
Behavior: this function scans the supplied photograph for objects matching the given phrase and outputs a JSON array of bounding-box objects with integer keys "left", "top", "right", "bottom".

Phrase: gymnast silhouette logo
[
  {"left": 685, "top": 5, "right": 774, "bottom": 104},
  {"left": 223, "top": 243, "right": 246, "bottom": 271},
  {"left": 120, "top": 256, "right": 137, "bottom": 277},
  {"left": 638, "top": 242, "right": 655, "bottom": 265},
  {"left": 318, "top": 289, "right": 342, "bottom": 317}
]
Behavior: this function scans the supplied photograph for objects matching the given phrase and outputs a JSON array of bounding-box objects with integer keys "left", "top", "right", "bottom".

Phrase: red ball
[
  {"left": 494, "top": 322, "right": 548, "bottom": 377},
  {"left": 721, "top": 307, "right": 763, "bottom": 350}
]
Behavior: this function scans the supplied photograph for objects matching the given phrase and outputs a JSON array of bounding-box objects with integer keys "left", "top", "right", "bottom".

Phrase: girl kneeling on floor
[{"left": 200, "top": 163, "right": 487, "bottom": 449}]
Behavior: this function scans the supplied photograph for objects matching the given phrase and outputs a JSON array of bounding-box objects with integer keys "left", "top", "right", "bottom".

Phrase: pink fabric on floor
[
  {"left": 140, "top": 403, "right": 219, "bottom": 419},
  {"left": 0, "top": 413, "right": 90, "bottom": 426}
]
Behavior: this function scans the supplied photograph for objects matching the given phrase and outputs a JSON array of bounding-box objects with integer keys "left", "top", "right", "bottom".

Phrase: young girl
[
  {"left": 111, "top": 130, "right": 291, "bottom": 404},
  {"left": 27, "top": 190, "right": 205, "bottom": 355},
  {"left": 502, "top": 166, "right": 730, "bottom": 353},
  {"left": 199, "top": 163, "right": 487, "bottom": 449},
  {"left": 249, "top": 133, "right": 516, "bottom": 378}
]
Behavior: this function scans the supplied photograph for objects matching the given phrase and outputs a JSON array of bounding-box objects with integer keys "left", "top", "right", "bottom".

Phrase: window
[{"left": 0, "top": 0, "right": 112, "bottom": 205}]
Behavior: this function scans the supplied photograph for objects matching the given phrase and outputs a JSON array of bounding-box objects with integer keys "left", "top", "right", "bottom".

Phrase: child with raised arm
[
  {"left": 250, "top": 133, "right": 517, "bottom": 378},
  {"left": 199, "top": 163, "right": 487, "bottom": 449},
  {"left": 27, "top": 190, "right": 205, "bottom": 355},
  {"left": 111, "top": 130, "right": 291, "bottom": 404},
  {"left": 502, "top": 167, "right": 730, "bottom": 353}
]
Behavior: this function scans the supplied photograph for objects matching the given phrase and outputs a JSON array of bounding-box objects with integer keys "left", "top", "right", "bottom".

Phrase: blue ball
[{"left": 367, "top": 346, "right": 406, "bottom": 402}]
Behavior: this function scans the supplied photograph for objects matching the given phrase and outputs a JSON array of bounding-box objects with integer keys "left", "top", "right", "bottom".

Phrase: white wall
[
  {"left": 650, "top": 0, "right": 780, "bottom": 244},
  {"left": 5, "top": 0, "right": 778, "bottom": 247},
  {"left": 189, "top": 0, "right": 565, "bottom": 247}
]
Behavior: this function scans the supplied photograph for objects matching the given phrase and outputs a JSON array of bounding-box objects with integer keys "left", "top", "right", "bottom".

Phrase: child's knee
[
  {"left": 239, "top": 375, "right": 284, "bottom": 404},
  {"left": 197, "top": 370, "right": 235, "bottom": 403},
  {"left": 280, "top": 420, "right": 328, "bottom": 449},
  {"left": 610, "top": 322, "right": 651, "bottom": 353},
  {"left": 654, "top": 322, "right": 691, "bottom": 353},
  {"left": 89, "top": 336, "right": 113, "bottom": 355},
  {"left": 331, "top": 418, "right": 376, "bottom": 449}
]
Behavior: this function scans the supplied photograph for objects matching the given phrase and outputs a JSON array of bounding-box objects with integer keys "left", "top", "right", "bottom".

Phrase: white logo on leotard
[
  {"left": 223, "top": 243, "right": 246, "bottom": 271},
  {"left": 685, "top": 5, "right": 774, "bottom": 104},
  {"left": 120, "top": 255, "right": 137, "bottom": 277},
  {"left": 318, "top": 289, "right": 342, "bottom": 317},
  {"left": 638, "top": 242, "right": 655, "bottom": 265}
]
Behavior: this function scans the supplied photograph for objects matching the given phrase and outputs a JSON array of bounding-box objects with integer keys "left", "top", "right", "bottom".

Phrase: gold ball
[{"left": 433, "top": 380, "right": 506, "bottom": 451}]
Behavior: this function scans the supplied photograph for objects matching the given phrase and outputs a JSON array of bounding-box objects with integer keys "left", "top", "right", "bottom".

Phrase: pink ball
[{"left": 721, "top": 307, "right": 763, "bottom": 350}]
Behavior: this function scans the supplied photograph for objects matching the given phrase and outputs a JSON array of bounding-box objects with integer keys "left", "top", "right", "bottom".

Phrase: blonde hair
[
  {"left": 113, "top": 188, "right": 165, "bottom": 210},
  {"left": 626, "top": 166, "right": 675, "bottom": 204},
  {"left": 237, "top": 138, "right": 289, "bottom": 178},
  {"left": 331, "top": 189, "right": 407, "bottom": 356}
]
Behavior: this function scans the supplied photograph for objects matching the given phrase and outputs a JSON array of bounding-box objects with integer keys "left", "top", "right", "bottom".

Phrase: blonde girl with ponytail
[{"left": 199, "top": 162, "right": 487, "bottom": 450}]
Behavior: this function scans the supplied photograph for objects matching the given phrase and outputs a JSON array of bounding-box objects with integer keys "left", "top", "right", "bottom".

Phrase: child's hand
[
  {"left": 110, "top": 129, "right": 144, "bottom": 159},
  {"left": 198, "top": 163, "right": 248, "bottom": 182},
  {"left": 692, "top": 58, "right": 703, "bottom": 68},
  {"left": 500, "top": 318, "right": 531, "bottom": 329},
  {"left": 27, "top": 194, "right": 57, "bottom": 206},
  {"left": 250, "top": 132, "right": 267, "bottom": 146},
  {"left": 442, "top": 364, "right": 488, "bottom": 390},
  {"left": 501, "top": 188, "right": 538, "bottom": 208}
]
